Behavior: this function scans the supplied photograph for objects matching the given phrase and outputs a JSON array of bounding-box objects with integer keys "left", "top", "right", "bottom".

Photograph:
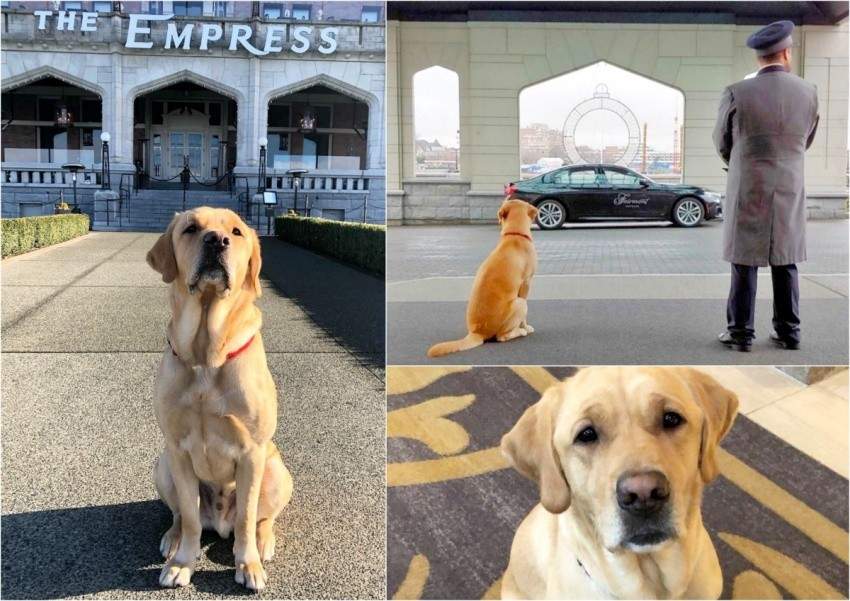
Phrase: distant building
[{"left": 415, "top": 138, "right": 458, "bottom": 173}]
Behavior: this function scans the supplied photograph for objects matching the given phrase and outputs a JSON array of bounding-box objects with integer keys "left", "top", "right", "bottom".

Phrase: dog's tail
[{"left": 427, "top": 333, "right": 485, "bottom": 357}]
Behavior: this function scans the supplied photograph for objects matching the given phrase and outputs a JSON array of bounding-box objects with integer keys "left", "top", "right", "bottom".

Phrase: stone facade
[
  {"left": 387, "top": 19, "right": 849, "bottom": 224},
  {"left": 1, "top": 5, "right": 386, "bottom": 223}
]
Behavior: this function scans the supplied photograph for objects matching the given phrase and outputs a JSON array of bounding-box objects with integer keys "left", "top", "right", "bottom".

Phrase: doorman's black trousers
[{"left": 726, "top": 263, "right": 800, "bottom": 342}]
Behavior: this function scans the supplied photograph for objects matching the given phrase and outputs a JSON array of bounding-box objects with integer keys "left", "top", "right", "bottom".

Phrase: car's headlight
[{"left": 702, "top": 191, "right": 722, "bottom": 203}]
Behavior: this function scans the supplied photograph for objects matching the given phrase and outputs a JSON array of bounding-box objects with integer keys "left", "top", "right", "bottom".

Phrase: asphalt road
[
  {"left": 387, "top": 220, "right": 849, "bottom": 365},
  {"left": 1, "top": 233, "right": 386, "bottom": 599},
  {"left": 387, "top": 220, "right": 849, "bottom": 280}
]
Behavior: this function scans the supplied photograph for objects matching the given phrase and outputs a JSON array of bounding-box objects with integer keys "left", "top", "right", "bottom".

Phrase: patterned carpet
[{"left": 387, "top": 367, "right": 849, "bottom": 600}]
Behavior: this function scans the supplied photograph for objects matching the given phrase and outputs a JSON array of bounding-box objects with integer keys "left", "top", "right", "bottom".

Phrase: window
[
  {"left": 151, "top": 101, "right": 164, "bottom": 125},
  {"left": 602, "top": 168, "right": 641, "bottom": 187},
  {"left": 267, "top": 134, "right": 290, "bottom": 168},
  {"left": 568, "top": 167, "right": 601, "bottom": 187},
  {"left": 292, "top": 4, "right": 311, "bottom": 20},
  {"left": 62, "top": 1, "right": 82, "bottom": 10},
  {"left": 212, "top": 1, "right": 228, "bottom": 17},
  {"left": 268, "top": 104, "right": 290, "bottom": 128},
  {"left": 301, "top": 133, "right": 329, "bottom": 169},
  {"left": 172, "top": 1, "right": 202, "bottom": 16},
  {"left": 361, "top": 6, "right": 379, "bottom": 22},
  {"left": 81, "top": 98, "right": 102, "bottom": 123},
  {"left": 93, "top": 1, "right": 112, "bottom": 12},
  {"left": 209, "top": 102, "right": 222, "bottom": 126},
  {"left": 413, "top": 66, "right": 460, "bottom": 176},
  {"left": 146, "top": 1, "right": 164, "bottom": 15},
  {"left": 263, "top": 3, "right": 283, "bottom": 19}
]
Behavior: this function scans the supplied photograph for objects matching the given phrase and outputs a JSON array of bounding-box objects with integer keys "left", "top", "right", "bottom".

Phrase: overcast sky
[{"left": 413, "top": 61, "right": 685, "bottom": 152}]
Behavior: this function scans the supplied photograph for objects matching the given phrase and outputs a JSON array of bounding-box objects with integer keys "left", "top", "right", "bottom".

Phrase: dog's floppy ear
[
  {"left": 683, "top": 368, "right": 739, "bottom": 483},
  {"left": 146, "top": 213, "right": 179, "bottom": 283},
  {"left": 527, "top": 203, "right": 539, "bottom": 221},
  {"left": 501, "top": 384, "right": 571, "bottom": 513},
  {"left": 246, "top": 227, "right": 262, "bottom": 297},
  {"left": 497, "top": 202, "right": 510, "bottom": 224}
]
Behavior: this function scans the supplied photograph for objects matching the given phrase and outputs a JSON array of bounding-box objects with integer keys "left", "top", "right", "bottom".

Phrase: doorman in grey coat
[{"left": 713, "top": 20, "right": 819, "bottom": 352}]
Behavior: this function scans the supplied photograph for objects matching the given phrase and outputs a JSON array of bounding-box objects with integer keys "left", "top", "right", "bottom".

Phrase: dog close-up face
[
  {"left": 498, "top": 198, "right": 539, "bottom": 229},
  {"left": 502, "top": 367, "right": 738, "bottom": 554},
  {"left": 147, "top": 207, "right": 261, "bottom": 298}
]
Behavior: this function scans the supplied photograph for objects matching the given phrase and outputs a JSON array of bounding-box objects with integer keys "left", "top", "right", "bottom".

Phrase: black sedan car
[{"left": 505, "top": 164, "right": 722, "bottom": 229}]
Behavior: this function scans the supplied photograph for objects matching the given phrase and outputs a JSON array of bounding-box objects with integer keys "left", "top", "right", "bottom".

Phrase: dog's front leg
[
  {"left": 159, "top": 448, "right": 202, "bottom": 588},
  {"left": 233, "top": 445, "right": 267, "bottom": 591}
]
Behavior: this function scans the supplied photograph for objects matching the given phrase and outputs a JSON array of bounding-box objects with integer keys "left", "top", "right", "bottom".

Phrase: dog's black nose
[
  {"left": 616, "top": 470, "right": 670, "bottom": 516},
  {"left": 203, "top": 231, "right": 230, "bottom": 250}
]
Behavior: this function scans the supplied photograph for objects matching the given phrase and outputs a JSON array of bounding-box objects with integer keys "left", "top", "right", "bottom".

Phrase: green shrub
[
  {"left": 275, "top": 215, "right": 385, "bottom": 275},
  {"left": 1, "top": 214, "right": 90, "bottom": 258}
]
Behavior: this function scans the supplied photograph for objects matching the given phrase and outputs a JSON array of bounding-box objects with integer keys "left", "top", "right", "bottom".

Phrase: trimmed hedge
[
  {"left": 275, "top": 215, "right": 385, "bottom": 275},
  {"left": 1, "top": 214, "right": 90, "bottom": 258}
]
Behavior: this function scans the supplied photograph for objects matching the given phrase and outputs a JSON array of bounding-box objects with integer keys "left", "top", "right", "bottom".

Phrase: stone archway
[{"left": 264, "top": 74, "right": 383, "bottom": 171}]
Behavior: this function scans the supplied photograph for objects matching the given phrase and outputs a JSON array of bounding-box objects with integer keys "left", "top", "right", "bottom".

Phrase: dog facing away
[
  {"left": 147, "top": 207, "right": 293, "bottom": 591},
  {"left": 500, "top": 367, "right": 739, "bottom": 599},
  {"left": 427, "top": 198, "right": 538, "bottom": 357}
]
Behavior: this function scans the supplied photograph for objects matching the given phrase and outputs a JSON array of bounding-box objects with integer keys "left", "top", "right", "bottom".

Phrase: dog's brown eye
[
  {"left": 232, "top": 227, "right": 242, "bottom": 237},
  {"left": 183, "top": 224, "right": 198, "bottom": 235},
  {"left": 575, "top": 426, "right": 598, "bottom": 444},
  {"left": 662, "top": 412, "right": 684, "bottom": 429}
]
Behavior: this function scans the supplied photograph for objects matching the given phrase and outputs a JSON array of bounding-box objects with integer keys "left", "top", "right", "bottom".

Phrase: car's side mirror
[{"left": 639, "top": 179, "right": 650, "bottom": 188}]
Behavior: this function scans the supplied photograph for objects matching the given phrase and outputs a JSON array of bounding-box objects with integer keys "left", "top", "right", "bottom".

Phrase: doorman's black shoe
[
  {"left": 770, "top": 331, "right": 800, "bottom": 350},
  {"left": 718, "top": 331, "right": 752, "bottom": 352}
]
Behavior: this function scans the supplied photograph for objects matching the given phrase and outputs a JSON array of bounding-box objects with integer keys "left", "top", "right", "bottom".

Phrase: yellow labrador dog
[
  {"left": 147, "top": 207, "right": 293, "bottom": 591},
  {"left": 427, "top": 198, "right": 538, "bottom": 357},
  {"left": 501, "top": 367, "right": 738, "bottom": 599}
]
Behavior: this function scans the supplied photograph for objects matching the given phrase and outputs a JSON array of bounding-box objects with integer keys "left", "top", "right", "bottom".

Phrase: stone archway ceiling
[{"left": 388, "top": 1, "right": 848, "bottom": 25}]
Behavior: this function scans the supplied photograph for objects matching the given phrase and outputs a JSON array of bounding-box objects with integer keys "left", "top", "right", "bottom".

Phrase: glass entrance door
[{"left": 167, "top": 132, "right": 204, "bottom": 179}]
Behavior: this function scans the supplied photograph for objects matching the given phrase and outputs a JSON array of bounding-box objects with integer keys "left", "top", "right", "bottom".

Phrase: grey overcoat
[{"left": 713, "top": 66, "right": 819, "bottom": 266}]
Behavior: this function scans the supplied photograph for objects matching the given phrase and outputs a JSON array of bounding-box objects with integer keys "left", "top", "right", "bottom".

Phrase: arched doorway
[
  {"left": 266, "top": 83, "right": 369, "bottom": 173},
  {"left": 1, "top": 75, "right": 104, "bottom": 172},
  {"left": 132, "top": 80, "right": 237, "bottom": 187},
  {"left": 519, "top": 61, "right": 685, "bottom": 182}
]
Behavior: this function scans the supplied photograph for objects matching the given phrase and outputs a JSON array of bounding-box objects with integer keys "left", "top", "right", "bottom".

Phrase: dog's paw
[
  {"left": 235, "top": 561, "right": 268, "bottom": 591},
  {"left": 159, "top": 527, "right": 181, "bottom": 560},
  {"left": 258, "top": 532, "right": 276, "bottom": 563},
  {"left": 159, "top": 561, "right": 194, "bottom": 588},
  {"left": 525, "top": 324, "right": 535, "bottom": 333}
]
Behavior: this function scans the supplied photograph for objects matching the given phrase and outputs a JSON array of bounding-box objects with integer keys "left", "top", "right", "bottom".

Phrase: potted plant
[{"left": 54, "top": 201, "right": 72, "bottom": 214}]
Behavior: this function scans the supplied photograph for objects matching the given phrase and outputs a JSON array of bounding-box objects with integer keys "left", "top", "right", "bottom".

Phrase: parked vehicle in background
[{"left": 506, "top": 164, "right": 722, "bottom": 229}]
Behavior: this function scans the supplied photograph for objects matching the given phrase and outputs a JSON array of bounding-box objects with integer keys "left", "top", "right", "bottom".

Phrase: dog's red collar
[
  {"left": 502, "top": 231, "right": 533, "bottom": 242},
  {"left": 225, "top": 336, "right": 255, "bottom": 361},
  {"left": 167, "top": 335, "right": 255, "bottom": 362}
]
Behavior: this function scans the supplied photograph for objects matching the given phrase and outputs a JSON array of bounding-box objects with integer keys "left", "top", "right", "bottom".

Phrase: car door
[
  {"left": 600, "top": 167, "right": 652, "bottom": 218},
  {"left": 560, "top": 166, "right": 609, "bottom": 218}
]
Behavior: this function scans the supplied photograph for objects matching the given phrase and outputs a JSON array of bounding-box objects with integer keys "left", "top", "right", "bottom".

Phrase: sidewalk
[
  {"left": 387, "top": 220, "right": 849, "bottom": 365},
  {"left": 0, "top": 233, "right": 385, "bottom": 599}
]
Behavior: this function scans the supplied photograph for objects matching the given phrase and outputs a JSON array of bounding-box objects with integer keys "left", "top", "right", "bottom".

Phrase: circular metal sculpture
[{"left": 562, "top": 84, "right": 641, "bottom": 166}]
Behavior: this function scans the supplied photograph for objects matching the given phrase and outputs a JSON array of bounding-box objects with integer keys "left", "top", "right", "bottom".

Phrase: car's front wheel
[
  {"left": 536, "top": 199, "right": 567, "bottom": 230},
  {"left": 672, "top": 197, "right": 704, "bottom": 227}
]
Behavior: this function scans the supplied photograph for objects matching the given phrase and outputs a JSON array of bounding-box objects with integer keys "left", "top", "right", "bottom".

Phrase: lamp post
[
  {"left": 100, "top": 131, "right": 111, "bottom": 189},
  {"left": 258, "top": 137, "right": 268, "bottom": 194},
  {"left": 286, "top": 168, "right": 308, "bottom": 215},
  {"left": 62, "top": 162, "right": 86, "bottom": 210}
]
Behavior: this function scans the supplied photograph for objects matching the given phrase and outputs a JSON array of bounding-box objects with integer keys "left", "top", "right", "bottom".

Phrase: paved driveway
[
  {"left": 387, "top": 220, "right": 849, "bottom": 365},
  {"left": 1, "top": 233, "right": 385, "bottom": 599}
]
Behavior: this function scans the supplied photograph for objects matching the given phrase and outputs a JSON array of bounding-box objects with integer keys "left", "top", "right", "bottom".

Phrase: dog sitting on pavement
[{"left": 427, "top": 198, "right": 538, "bottom": 357}]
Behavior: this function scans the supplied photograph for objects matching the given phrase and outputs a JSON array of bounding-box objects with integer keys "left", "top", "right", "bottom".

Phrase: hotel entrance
[{"left": 133, "top": 81, "right": 236, "bottom": 187}]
